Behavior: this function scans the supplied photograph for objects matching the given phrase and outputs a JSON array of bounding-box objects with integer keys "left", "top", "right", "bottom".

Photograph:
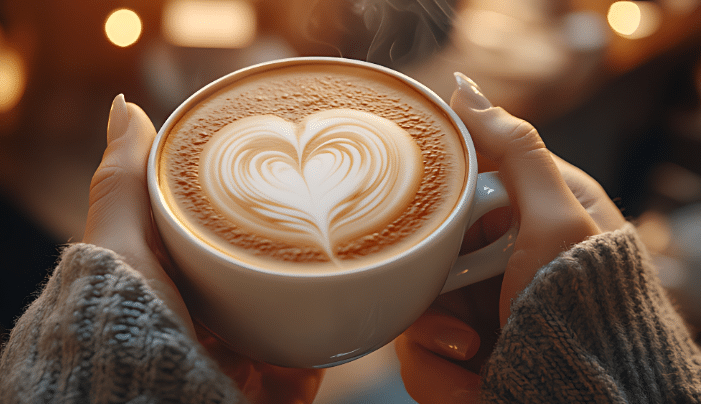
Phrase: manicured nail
[
  {"left": 107, "top": 94, "right": 129, "bottom": 143},
  {"left": 433, "top": 327, "right": 477, "bottom": 360},
  {"left": 454, "top": 72, "right": 493, "bottom": 111}
]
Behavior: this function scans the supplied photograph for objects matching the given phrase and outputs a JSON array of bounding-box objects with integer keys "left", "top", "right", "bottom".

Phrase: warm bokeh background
[{"left": 2, "top": 0, "right": 700, "bottom": 401}]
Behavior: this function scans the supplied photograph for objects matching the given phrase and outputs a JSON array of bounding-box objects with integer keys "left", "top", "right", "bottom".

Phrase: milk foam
[
  {"left": 199, "top": 109, "right": 424, "bottom": 262},
  {"left": 160, "top": 64, "right": 467, "bottom": 269}
]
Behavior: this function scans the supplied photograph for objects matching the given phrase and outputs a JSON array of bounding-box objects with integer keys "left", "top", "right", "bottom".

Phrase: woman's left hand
[{"left": 82, "top": 94, "right": 324, "bottom": 404}]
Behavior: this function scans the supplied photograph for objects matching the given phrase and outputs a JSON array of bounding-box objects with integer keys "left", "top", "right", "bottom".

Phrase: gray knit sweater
[
  {"left": 1, "top": 224, "right": 699, "bottom": 403},
  {"left": 481, "top": 224, "right": 701, "bottom": 403},
  {"left": 0, "top": 244, "right": 244, "bottom": 403}
]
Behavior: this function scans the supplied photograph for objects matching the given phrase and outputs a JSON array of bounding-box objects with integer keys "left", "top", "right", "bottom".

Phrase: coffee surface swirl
[
  {"left": 158, "top": 62, "right": 466, "bottom": 271},
  {"left": 199, "top": 109, "right": 424, "bottom": 262}
]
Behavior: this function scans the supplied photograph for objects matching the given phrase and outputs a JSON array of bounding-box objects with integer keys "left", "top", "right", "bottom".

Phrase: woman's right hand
[{"left": 395, "top": 73, "right": 626, "bottom": 403}]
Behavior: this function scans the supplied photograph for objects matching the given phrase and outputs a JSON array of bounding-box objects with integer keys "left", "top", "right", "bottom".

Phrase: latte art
[
  {"left": 159, "top": 62, "right": 467, "bottom": 270},
  {"left": 199, "top": 109, "right": 424, "bottom": 262}
]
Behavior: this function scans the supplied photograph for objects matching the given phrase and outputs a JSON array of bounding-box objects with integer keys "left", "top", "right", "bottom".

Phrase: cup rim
[{"left": 147, "top": 56, "right": 478, "bottom": 278}]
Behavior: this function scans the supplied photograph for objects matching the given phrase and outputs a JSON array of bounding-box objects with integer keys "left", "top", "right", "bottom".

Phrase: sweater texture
[
  {"left": 480, "top": 223, "right": 701, "bottom": 403},
  {"left": 0, "top": 244, "right": 244, "bottom": 403}
]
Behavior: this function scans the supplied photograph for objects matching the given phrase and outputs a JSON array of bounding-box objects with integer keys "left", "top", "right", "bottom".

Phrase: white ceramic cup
[{"left": 147, "top": 57, "right": 517, "bottom": 368}]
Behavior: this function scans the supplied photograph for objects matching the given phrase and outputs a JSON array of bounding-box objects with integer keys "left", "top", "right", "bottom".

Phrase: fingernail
[
  {"left": 433, "top": 327, "right": 477, "bottom": 360},
  {"left": 454, "top": 72, "right": 493, "bottom": 111},
  {"left": 107, "top": 94, "right": 129, "bottom": 143}
]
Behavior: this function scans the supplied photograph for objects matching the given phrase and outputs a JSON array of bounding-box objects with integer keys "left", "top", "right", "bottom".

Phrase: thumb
[
  {"left": 83, "top": 94, "right": 157, "bottom": 259},
  {"left": 83, "top": 95, "right": 196, "bottom": 338},
  {"left": 450, "top": 73, "right": 600, "bottom": 326}
]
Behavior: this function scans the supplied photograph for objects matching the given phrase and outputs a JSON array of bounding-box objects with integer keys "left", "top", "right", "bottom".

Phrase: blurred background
[{"left": 1, "top": 0, "right": 700, "bottom": 402}]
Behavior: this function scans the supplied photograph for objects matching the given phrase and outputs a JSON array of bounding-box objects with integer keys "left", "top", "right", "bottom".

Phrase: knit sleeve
[
  {"left": 480, "top": 223, "right": 701, "bottom": 403},
  {"left": 0, "top": 243, "right": 246, "bottom": 404}
]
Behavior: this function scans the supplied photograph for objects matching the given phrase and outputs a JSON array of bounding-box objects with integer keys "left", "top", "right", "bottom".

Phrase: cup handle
[{"left": 440, "top": 171, "right": 518, "bottom": 294}]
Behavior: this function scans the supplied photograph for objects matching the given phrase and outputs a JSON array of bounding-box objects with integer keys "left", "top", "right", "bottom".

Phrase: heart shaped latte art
[{"left": 199, "top": 109, "right": 424, "bottom": 262}]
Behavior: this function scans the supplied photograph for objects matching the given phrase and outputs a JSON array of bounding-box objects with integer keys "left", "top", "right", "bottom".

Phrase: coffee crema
[{"left": 158, "top": 62, "right": 466, "bottom": 271}]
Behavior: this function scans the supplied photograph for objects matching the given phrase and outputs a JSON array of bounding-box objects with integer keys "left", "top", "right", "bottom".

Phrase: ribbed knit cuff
[
  {"left": 480, "top": 223, "right": 701, "bottom": 403},
  {"left": 0, "top": 243, "right": 243, "bottom": 404}
]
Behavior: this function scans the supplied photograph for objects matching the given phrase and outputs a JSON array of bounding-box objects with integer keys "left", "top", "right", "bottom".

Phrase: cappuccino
[{"left": 157, "top": 61, "right": 466, "bottom": 271}]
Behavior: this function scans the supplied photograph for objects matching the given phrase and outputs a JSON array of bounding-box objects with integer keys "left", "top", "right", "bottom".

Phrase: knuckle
[
  {"left": 505, "top": 120, "right": 547, "bottom": 157},
  {"left": 89, "top": 165, "right": 123, "bottom": 203},
  {"left": 89, "top": 164, "right": 143, "bottom": 205}
]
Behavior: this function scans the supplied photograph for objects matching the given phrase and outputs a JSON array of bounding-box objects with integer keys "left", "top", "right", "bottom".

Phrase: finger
[
  {"left": 451, "top": 74, "right": 581, "bottom": 227},
  {"left": 402, "top": 307, "right": 480, "bottom": 361},
  {"left": 432, "top": 275, "right": 503, "bottom": 374},
  {"left": 195, "top": 323, "right": 255, "bottom": 388},
  {"left": 255, "top": 364, "right": 324, "bottom": 404},
  {"left": 450, "top": 74, "right": 600, "bottom": 325},
  {"left": 237, "top": 361, "right": 323, "bottom": 404},
  {"left": 395, "top": 335, "right": 481, "bottom": 404},
  {"left": 84, "top": 94, "right": 156, "bottom": 250},
  {"left": 83, "top": 95, "right": 162, "bottom": 285},
  {"left": 551, "top": 154, "right": 626, "bottom": 232},
  {"left": 83, "top": 95, "right": 194, "bottom": 336},
  {"left": 196, "top": 321, "right": 324, "bottom": 404}
]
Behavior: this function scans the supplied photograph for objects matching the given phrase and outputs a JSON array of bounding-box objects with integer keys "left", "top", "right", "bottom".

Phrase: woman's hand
[
  {"left": 82, "top": 94, "right": 323, "bottom": 404},
  {"left": 395, "top": 74, "right": 626, "bottom": 404}
]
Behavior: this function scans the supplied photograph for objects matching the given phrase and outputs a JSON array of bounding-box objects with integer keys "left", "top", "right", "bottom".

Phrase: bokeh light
[
  {"left": 608, "top": 1, "right": 642, "bottom": 36},
  {"left": 0, "top": 47, "right": 26, "bottom": 113},
  {"left": 162, "top": 0, "right": 257, "bottom": 48},
  {"left": 105, "top": 9, "right": 143, "bottom": 48},
  {"left": 608, "top": 1, "right": 662, "bottom": 39}
]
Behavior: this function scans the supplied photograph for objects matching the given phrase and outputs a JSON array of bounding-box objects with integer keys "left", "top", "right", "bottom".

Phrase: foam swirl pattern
[{"left": 199, "top": 109, "right": 424, "bottom": 263}]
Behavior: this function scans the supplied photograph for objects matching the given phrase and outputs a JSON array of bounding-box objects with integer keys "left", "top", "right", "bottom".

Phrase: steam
[
  {"left": 352, "top": 0, "right": 456, "bottom": 66},
  {"left": 299, "top": 0, "right": 457, "bottom": 68}
]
